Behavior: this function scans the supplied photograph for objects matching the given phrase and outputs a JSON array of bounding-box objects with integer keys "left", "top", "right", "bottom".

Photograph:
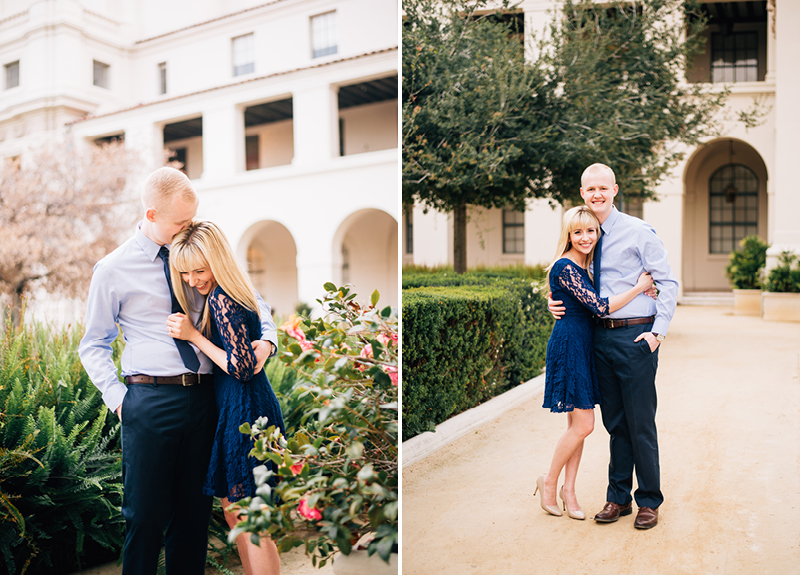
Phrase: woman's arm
[
  {"left": 557, "top": 263, "right": 652, "bottom": 316},
  {"left": 167, "top": 312, "right": 231, "bottom": 375},
  {"left": 606, "top": 272, "right": 653, "bottom": 313},
  {"left": 208, "top": 291, "right": 256, "bottom": 381}
]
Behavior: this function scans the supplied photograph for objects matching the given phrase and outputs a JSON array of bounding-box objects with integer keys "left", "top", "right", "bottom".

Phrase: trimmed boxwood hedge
[{"left": 402, "top": 276, "right": 553, "bottom": 441}]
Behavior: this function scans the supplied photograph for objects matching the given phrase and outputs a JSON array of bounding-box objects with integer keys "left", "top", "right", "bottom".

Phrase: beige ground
[
  {"left": 69, "top": 538, "right": 334, "bottom": 574},
  {"left": 401, "top": 306, "right": 800, "bottom": 575}
]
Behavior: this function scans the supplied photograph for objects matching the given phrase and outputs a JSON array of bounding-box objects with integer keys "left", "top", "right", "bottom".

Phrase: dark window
[
  {"left": 246, "top": 135, "right": 259, "bottom": 171},
  {"left": 5, "top": 61, "right": 19, "bottom": 89},
  {"left": 709, "top": 164, "right": 758, "bottom": 254},
  {"left": 339, "top": 118, "right": 345, "bottom": 156},
  {"left": 502, "top": 209, "right": 524, "bottom": 254},
  {"left": 311, "top": 11, "right": 338, "bottom": 58},
  {"left": 158, "top": 62, "right": 167, "bottom": 95},
  {"left": 93, "top": 60, "right": 110, "bottom": 88},
  {"left": 711, "top": 32, "right": 758, "bottom": 83},
  {"left": 170, "top": 147, "right": 187, "bottom": 174}
]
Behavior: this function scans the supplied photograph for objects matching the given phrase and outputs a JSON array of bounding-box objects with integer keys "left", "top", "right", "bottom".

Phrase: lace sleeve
[
  {"left": 556, "top": 263, "right": 610, "bottom": 316},
  {"left": 208, "top": 290, "right": 256, "bottom": 382}
]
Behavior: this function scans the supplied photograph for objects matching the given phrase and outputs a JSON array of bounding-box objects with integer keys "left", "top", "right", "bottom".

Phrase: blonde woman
[
  {"left": 167, "top": 220, "right": 284, "bottom": 575},
  {"left": 535, "top": 206, "right": 652, "bottom": 520}
]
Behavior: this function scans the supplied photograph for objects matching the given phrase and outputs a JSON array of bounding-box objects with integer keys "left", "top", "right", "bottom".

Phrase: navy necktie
[
  {"left": 158, "top": 246, "right": 200, "bottom": 373},
  {"left": 593, "top": 232, "right": 603, "bottom": 292}
]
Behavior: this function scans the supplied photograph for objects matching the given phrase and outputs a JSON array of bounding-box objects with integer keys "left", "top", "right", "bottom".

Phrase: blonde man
[
  {"left": 80, "top": 167, "right": 277, "bottom": 574},
  {"left": 549, "top": 163, "right": 678, "bottom": 530}
]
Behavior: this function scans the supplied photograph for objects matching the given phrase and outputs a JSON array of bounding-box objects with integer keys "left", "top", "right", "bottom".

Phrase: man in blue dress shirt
[
  {"left": 550, "top": 163, "right": 678, "bottom": 530},
  {"left": 79, "top": 167, "right": 277, "bottom": 574}
]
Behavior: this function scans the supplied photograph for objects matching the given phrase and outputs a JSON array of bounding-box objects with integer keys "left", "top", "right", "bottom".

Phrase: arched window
[{"left": 709, "top": 164, "right": 758, "bottom": 254}]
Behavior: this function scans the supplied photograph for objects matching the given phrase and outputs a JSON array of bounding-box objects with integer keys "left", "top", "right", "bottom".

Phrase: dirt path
[{"left": 401, "top": 306, "right": 800, "bottom": 575}]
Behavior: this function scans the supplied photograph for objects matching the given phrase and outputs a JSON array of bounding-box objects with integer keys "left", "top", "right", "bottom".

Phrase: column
[
  {"left": 767, "top": 0, "right": 800, "bottom": 268},
  {"left": 292, "top": 83, "right": 339, "bottom": 166},
  {"left": 201, "top": 103, "right": 244, "bottom": 181},
  {"left": 765, "top": 0, "right": 777, "bottom": 83}
]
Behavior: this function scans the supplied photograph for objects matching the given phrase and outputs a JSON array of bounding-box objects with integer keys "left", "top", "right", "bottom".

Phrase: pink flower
[
  {"left": 377, "top": 333, "right": 398, "bottom": 347},
  {"left": 360, "top": 344, "right": 373, "bottom": 359},
  {"left": 299, "top": 339, "right": 314, "bottom": 352},
  {"left": 280, "top": 315, "right": 306, "bottom": 342},
  {"left": 384, "top": 365, "right": 398, "bottom": 386},
  {"left": 289, "top": 463, "right": 303, "bottom": 476},
  {"left": 298, "top": 498, "right": 322, "bottom": 521}
]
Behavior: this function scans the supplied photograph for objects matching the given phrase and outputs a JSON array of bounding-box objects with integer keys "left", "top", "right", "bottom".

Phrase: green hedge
[
  {"left": 402, "top": 264, "right": 546, "bottom": 289},
  {"left": 402, "top": 277, "right": 552, "bottom": 441}
]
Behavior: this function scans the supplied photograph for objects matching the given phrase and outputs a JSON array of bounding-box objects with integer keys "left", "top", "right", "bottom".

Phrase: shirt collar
[
  {"left": 601, "top": 206, "right": 621, "bottom": 235},
  {"left": 134, "top": 222, "right": 165, "bottom": 262}
]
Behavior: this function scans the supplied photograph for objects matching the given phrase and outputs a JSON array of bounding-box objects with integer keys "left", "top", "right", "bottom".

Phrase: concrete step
[{"left": 680, "top": 291, "right": 734, "bottom": 306}]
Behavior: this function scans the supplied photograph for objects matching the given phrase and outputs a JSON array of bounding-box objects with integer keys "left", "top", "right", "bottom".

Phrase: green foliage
[
  {"left": 764, "top": 251, "right": 800, "bottom": 293},
  {"left": 725, "top": 235, "right": 769, "bottom": 290},
  {"left": 403, "top": 0, "right": 760, "bottom": 269},
  {"left": 404, "top": 0, "right": 552, "bottom": 211},
  {"left": 402, "top": 263, "right": 546, "bottom": 289},
  {"left": 230, "top": 285, "right": 398, "bottom": 568},
  {"left": 0, "top": 319, "right": 124, "bottom": 575},
  {"left": 404, "top": 0, "right": 732, "bottom": 208},
  {"left": 402, "top": 276, "right": 552, "bottom": 440}
]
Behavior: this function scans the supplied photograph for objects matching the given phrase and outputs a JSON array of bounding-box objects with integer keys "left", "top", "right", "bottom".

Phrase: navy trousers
[
  {"left": 594, "top": 322, "right": 663, "bottom": 509},
  {"left": 120, "top": 382, "right": 217, "bottom": 575}
]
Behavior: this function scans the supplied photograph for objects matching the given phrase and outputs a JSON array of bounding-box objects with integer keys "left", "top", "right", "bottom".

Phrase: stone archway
[
  {"left": 682, "top": 138, "right": 768, "bottom": 292},
  {"left": 238, "top": 220, "right": 299, "bottom": 320},
  {"left": 332, "top": 209, "right": 398, "bottom": 307}
]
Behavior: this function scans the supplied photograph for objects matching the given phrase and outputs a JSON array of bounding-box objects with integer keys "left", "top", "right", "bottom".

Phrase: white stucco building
[
  {"left": 0, "top": 0, "right": 399, "bottom": 318},
  {"left": 404, "top": 0, "right": 797, "bottom": 301}
]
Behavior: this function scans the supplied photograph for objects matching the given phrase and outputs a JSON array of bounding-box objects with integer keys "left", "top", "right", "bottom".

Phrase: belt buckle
[{"left": 181, "top": 374, "right": 190, "bottom": 387}]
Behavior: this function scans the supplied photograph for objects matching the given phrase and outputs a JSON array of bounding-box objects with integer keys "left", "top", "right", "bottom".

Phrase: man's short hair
[
  {"left": 141, "top": 167, "right": 197, "bottom": 212},
  {"left": 581, "top": 163, "right": 616, "bottom": 187}
]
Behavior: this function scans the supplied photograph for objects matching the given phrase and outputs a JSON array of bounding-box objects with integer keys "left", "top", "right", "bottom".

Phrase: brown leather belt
[
  {"left": 598, "top": 315, "right": 656, "bottom": 329},
  {"left": 125, "top": 374, "right": 214, "bottom": 386}
]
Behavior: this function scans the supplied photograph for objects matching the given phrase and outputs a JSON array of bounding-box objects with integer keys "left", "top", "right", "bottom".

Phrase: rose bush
[{"left": 230, "top": 284, "right": 398, "bottom": 568}]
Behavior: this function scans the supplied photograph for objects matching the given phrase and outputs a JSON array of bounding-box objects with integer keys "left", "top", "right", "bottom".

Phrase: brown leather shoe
[
  {"left": 634, "top": 506, "right": 659, "bottom": 530},
  {"left": 593, "top": 501, "right": 633, "bottom": 523}
]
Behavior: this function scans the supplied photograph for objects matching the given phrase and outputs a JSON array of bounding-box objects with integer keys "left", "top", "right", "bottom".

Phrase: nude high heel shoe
[
  {"left": 534, "top": 475, "right": 562, "bottom": 517},
  {"left": 559, "top": 486, "right": 586, "bottom": 520}
]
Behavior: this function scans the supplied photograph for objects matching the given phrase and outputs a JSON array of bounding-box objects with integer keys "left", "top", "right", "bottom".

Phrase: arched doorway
[
  {"left": 682, "top": 138, "right": 768, "bottom": 292},
  {"left": 332, "top": 209, "right": 398, "bottom": 307},
  {"left": 238, "top": 220, "right": 299, "bottom": 319}
]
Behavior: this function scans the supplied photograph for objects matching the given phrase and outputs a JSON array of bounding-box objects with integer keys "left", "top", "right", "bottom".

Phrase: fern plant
[{"left": 0, "top": 319, "right": 124, "bottom": 574}]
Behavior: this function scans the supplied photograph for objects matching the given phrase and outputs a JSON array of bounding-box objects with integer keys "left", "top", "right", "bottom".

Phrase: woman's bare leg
[
  {"left": 543, "top": 408, "right": 594, "bottom": 506},
  {"left": 222, "top": 497, "right": 280, "bottom": 575}
]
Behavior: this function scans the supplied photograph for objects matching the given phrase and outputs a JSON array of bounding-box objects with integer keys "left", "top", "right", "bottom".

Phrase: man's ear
[{"left": 145, "top": 208, "right": 157, "bottom": 223}]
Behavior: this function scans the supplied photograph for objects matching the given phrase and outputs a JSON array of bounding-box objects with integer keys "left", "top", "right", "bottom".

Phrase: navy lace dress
[
  {"left": 543, "top": 258, "right": 610, "bottom": 412},
  {"left": 202, "top": 286, "right": 286, "bottom": 502}
]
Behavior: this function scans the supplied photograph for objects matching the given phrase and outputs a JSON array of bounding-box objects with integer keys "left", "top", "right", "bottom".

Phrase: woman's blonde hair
[
  {"left": 169, "top": 220, "right": 259, "bottom": 335},
  {"left": 544, "top": 205, "right": 601, "bottom": 292}
]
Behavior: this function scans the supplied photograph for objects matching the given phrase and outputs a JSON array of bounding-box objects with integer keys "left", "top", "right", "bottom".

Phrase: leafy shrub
[
  {"left": 725, "top": 235, "right": 769, "bottom": 290},
  {"left": 0, "top": 320, "right": 123, "bottom": 575},
  {"left": 231, "top": 285, "right": 398, "bottom": 568},
  {"left": 764, "top": 251, "right": 800, "bottom": 293},
  {"left": 402, "top": 263, "right": 546, "bottom": 289},
  {"left": 402, "top": 276, "right": 552, "bottom": 441}
]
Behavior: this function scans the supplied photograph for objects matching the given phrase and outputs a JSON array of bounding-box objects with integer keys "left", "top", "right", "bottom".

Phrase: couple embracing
[
  {"left": 79, "top": 167, "right": 284, "bottom": 575},
  {"left": 534, "top": 163, "right": 678, "bottom": 530}
]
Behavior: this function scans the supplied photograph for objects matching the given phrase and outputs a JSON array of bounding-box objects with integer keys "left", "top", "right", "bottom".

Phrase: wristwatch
[{"left": 653, "top": 333, "right": 666, "bottom": 342}]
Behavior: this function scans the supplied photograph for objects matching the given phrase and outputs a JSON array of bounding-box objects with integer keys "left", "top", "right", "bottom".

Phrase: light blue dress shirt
[
  {"left": 596, "top": 207, "right": 678, "bottom": 336},
  {"left": 79, "top": 224, "right": 278, "bottom": 412}
]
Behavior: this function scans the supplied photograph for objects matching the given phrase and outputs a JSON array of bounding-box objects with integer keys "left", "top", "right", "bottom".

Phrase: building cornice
[
  {"left": 67, "top": 46, "right": 398, "bottom": 125},
  {"left": 134, "top": 0, "right": 294, "bottom": 44}
]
